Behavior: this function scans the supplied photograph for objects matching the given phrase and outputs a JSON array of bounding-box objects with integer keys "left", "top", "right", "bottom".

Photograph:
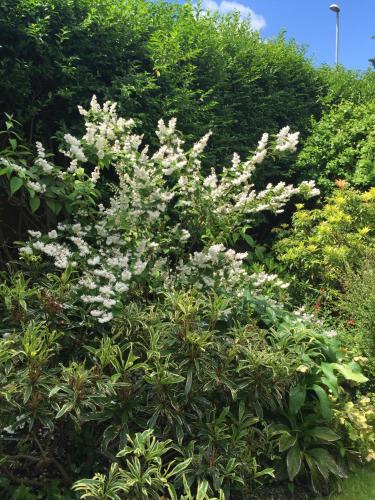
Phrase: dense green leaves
[
  {"left": 0, "top": 0, "right": 321, "bottom": 172},
  {"left": 297, "top": 99, "right": 375, "bottom": 192}
]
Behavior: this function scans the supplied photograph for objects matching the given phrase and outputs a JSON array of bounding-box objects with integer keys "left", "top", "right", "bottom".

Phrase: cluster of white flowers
[
  {"left": 250, "top": 271, "right": 289, "bottom": 290},
  {"left": 24, "top": 218, "right": 156, "bottom": 322},
  {"left": 26, "top": 180, "right": 46, "bottom": 194},
  {"left": 275, "top": 126, "right": 300, "bottom": 152},
  {"left": 35, "top": 142, "right": 54, "bottom": 174},
  {"left": 325, "top": 329, "right": 338, "bottom": 338},
  {"left": 63, "top": 133, "right": 87, "bottom": 163},
  {"left": 0, "top": 158, "right": 25, "bottom": 174},
  {"left": 293, "top": 306, "right": 324, "bottom": 326},
  {"left": 80, "top": 95, "right": 135, "bottom": 162},
  {"left": 19, "top": 96, "right": 322, "bottom": 323},
  {"left": 175, "top": 244, "right": 249, "bottom": 292},
  {"left": 252, "top": 132, "right": 269, "bottom": 164}
]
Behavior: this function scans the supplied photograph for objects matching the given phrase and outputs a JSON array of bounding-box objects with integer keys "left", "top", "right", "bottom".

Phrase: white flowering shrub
[{"left": 18, "top": 96, "right": 319, "bottom": 324}]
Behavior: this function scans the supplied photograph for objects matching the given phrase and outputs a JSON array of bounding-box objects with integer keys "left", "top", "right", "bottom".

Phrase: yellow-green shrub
[
  {"left": 274, "top": 186, "right": 375, "bottom": 304},
  {"left": 334, "top": 396, "right": 375, "bottom": 463}
]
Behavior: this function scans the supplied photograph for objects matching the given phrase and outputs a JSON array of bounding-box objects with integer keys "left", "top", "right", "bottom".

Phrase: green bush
[
  {"left": 274, "top": 186, "right": 375, "bottom": 306},
  {"left": 296, "top": 99, "right": 375, "bottom": 192},
  {"left": 317, "top": 66, "right": 375, "bottom": 109},
  {"left": 338, "top": 252, "right": 375, "bottom": 388},
  {"left": 0, "top": 0, "right": 321, "bottom": 168},
  {"left": 0, "top": 99, "right": 367, "bottom": 498}
]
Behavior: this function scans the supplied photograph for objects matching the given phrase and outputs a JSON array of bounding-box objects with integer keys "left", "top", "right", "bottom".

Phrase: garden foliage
[
  {"left": 0, "top": 98, "right": 371, "bottom": 498},
  {"left": 1, "top": 2, "right": 375, "bottom": 497}
]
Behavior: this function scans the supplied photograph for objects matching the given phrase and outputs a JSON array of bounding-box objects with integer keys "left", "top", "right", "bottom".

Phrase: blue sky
[{"left": 200, "top": 0, "right": 375, "bottom": 70}]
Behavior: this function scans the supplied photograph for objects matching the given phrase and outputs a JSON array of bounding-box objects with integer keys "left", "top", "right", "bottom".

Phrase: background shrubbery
[
  {"left": 0, "top": 0, "right": 321, "bottom": 163},
  {"left": 296, "top": 100, "right": 375, "bottom": 192}
]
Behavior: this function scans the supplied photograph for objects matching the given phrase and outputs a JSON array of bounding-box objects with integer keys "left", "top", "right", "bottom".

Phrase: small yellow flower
[{"left": 296, "top": 364, "right": 309, "bottom": 373}]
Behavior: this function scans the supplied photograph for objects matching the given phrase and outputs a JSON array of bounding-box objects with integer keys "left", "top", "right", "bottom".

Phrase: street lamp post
[{"left": 330, "top": 4, "right": 340, "bottom": 66}]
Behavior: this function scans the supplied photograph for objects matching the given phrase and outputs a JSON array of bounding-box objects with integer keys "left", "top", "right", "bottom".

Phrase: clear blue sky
[{"left": 198, "top": 0, "right": 375, "bottom": 70}]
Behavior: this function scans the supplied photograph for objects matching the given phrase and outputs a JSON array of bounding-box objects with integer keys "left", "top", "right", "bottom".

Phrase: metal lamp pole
[{"left": 330, "top": 4, "right": 340, "bottom": 66}]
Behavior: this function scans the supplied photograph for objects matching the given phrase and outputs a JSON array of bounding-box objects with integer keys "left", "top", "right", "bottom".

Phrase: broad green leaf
[
  {"left": 320, "top": 362, "right": 339, "bottom": 396},
  {"left": 29, "top": 195, "right": 40, "bottom": 213},
  {"left": 46, "top": 198, "right": 63, "bottom": 215},
  {"left": 305, "top": 453, "right": 324, "bottom": 494},
  {"left": 289, "top": 384, "right": 306, "bottom": 415},
  {"left": 10, "top": 176, "right": 23, "bottom": 195},
  {"left": 0, "top": 166, "right": 11, "bottom": 176},
  {"left": 287, "top": 442, "right": 302, "bottom": 481},
  {"left": 102, "top": 425, "right": 119, "bottom": 450},
  {"left": 279, "top": 433, "right": 297, "bottom": 452},
  {"left": 312, "top": 384, "right": 332, "bottom": 422},
  {"left": 308, "top": 448, "right": 347, "bottom": 478},
  {"left": 331, "top": 362, "right": 368, "bottom": 383},
  {"left": 309, "top": 427, "right": 340, "bottom": 442},
  {"left": 306, "top": 451, "right": 329, "bottom": 481}
]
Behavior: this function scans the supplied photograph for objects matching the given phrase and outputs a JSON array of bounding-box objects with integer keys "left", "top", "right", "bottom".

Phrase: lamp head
[{"left": 329, "top": 4, "right": 340, "bottom": 13}]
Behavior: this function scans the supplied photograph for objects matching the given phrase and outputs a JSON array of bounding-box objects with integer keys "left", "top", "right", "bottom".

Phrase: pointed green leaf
[
  {"left": 167, "top": 484, "right": 178, "bottom": 500},
  {"left": 312, "top": 384, "right": 332, "bottom": 422},
  {"left": 166, "top": 458, "right": 192, "bottom": 478},
  {"left": 46, "top": 198, "right": 63, "bottom": 215},
  {"left": 309, "top": 427, "right": 340, "bottom": 442},
  {"left": 185, "top": 368, "right": 193, "bottom": 395},
  {"left": 287, "top": 442, "right": 302, "bottom": 481},
  {"left": 10, "top": 176, "right": 23, "bottom": 195},
  {"left": 29, "top": 195, "right": 41, "bottom": 213},
  {"left": 56, "top": 402, "right": 74, "bottom": 419},
  {"left": 279, "top": 433, "right": 297, "bottom": 452},
  {"left": 289, "top": 384, "right": 306, "bottom": 415},
  {"left": 23, "top": 385, "right": 32, "bottom": 404},
  {"left": 196, "top": 480, "right": 209, "bottom": 500}
]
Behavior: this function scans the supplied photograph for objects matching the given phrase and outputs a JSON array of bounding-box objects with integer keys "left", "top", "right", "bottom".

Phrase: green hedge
[{"left": 0, "top": 0, "right": 322, "bottom": 173}]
